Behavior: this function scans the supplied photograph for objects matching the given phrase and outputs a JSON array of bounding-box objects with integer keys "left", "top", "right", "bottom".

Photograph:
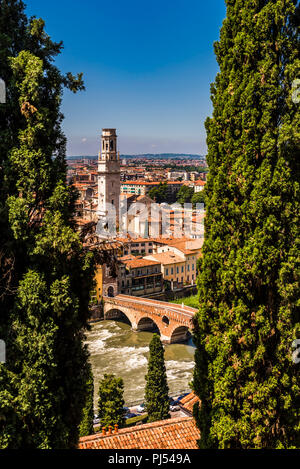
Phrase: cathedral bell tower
[{"left": 97, "top": 129, "right": 120, "bottom": 229}]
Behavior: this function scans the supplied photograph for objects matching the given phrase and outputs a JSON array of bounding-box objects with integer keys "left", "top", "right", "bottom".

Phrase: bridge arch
[
  {"left": 104, "top": 307, "right": 132, "bottom": 327},
  {"left": 137, "top": 316, "right": 160, "bottom": 334},
  {"left": 102, "top": 295, "right": 196, "bottom": 344},
  {"left": 170, "top": 325, "right": 190, "bottom": 344}
]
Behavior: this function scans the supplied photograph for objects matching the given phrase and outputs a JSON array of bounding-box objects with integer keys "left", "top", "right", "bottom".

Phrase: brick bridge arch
[{"left": 103, "top": 294, "right": 197, "bottom": 344}]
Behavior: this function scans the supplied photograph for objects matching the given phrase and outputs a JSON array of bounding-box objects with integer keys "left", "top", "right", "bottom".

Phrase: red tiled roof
[
  {"left": 121, "top": 181, "right": 158, "bottom": 186},
  {"left": 121, "top": 181, "right": 184, "bottom": 186},
  {"left": 167, "top": 239, "right": 204, "bottom": 254},
  {"left": 145, "top": 252, "right": 185, "bottom": 265},
  {"left": 120, "top": 256, "right": 161, "bottom": 269},
  {"left": 180, "top": 393, "right": 201, "bottom": 415},
  {"left": 79, "top": 416, "right": 199, "bottom": 449}
]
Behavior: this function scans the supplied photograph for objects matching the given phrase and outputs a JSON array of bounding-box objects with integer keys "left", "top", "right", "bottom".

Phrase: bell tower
[{"left": 97, "top": 128, "right": 120, "bottom": 228}]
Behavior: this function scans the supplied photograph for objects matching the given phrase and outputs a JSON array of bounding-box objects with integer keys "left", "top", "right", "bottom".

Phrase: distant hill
[{"left": 67, "top": 153, "right": 206, "bottom": 160}]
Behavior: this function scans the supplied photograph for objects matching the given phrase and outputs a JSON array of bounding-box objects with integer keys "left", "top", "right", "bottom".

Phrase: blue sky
[{"left": 25, "top": 0, "right": 226, "bottom": 155}]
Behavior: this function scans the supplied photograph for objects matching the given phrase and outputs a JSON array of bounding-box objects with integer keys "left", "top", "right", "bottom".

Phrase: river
[{"left": 85, "top": 319, "right": 195, "bottom": 408}]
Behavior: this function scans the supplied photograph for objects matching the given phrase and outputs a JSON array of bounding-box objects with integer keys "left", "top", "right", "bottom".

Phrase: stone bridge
[{"left": 103, "top": 294, "right": 197, "bottom": 343}]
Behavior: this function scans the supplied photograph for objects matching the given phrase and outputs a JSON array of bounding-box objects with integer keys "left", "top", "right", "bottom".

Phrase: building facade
[
  {"left": 144, "top": 252, "right": 186, "bottom": 289},
  {"left": 118, "top": 256, "right": 163, "bottom": 296},
  {"left": 155, "top": 239, "right": 203, "bottom": 285},
  {"left": 120, "top": 181, "right": 184, "bottom": 197}
]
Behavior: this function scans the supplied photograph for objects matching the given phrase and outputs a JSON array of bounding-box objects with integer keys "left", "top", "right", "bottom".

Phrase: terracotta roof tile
[
  {"left": 166, "top": 239, "right": 204, "bottom": 254},
  {"left": 120, "top": 257, "right": 161, "bottom": 269},
  {"left": 79, "top": 417, "right": 199, "bottom": 449},
  {"left": 180, "top": 392, "right": 201, "bottom": 415},
  {"left": 121, "top": 181, "right": 184, "bottom": 186},
  {"left": 144, "top": 252, "right": 184, "bottom": 265}
]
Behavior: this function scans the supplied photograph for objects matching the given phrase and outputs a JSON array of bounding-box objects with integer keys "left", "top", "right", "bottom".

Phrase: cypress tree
[
  {"left": 0, "top": 1, "right": 95, "bottom": 448},
  {"left": 145, "top": 333, "right": 170, "bottom": 423},
  {"left": 193, "top": 0, "right": 300, "bottom": 449},
  {"left": 79, "top": 365, "right": 94, "bottom": 437},
  {"left": 98, "top": 374, "right": 125, "bottom": 428}
]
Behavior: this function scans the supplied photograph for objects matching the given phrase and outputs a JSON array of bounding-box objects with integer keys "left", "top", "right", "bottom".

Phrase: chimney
[
  {"left": 108, "top": 425, "right": 113, "bottom": 435},
  {"left": 114, "top": 424, "right": 118, "bottom": 434},
  {"left": 102, "top": 427, "right": 107, "bottom": 436}
]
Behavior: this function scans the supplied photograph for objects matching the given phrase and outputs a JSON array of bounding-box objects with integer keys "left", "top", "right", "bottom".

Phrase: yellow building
[
  {"left": 94, "top": 265, "right": 103, "bottom": 302},
  {"left": 154, "top": 238, "right": 203, "bottom": 285},
  {"left": 144, "top": 252, "right": 186, "bottom": 288}
]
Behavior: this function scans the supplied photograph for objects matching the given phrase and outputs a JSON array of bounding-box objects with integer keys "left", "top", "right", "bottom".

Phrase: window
[
  {"left": 187, "top": 264, "right": 190, "bottom": 271},
  {"left": 192, "top": 264, "right": 194, "bottom": 270},
  {"left": 171, "top": 268, "right": 174, "bottom": 275},
  {"left": 166, "top": 268, "right": 169, "bottom": 275},
  {"left": 181, "top": 266, "right": 184, "bottom": 273}
]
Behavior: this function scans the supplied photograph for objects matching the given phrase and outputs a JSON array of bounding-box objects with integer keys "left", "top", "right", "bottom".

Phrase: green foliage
[
  {"left": 176, "top": 185, "right": 194, "bottom": 205},
  {"left": 162, "top": 163, "right": 208, "bottom": 173},
  {"left": 193, "top": 0, "right": 300, "bottom": 449},
  {"left": 124, "top": 414, "right": 148, "bottom": 427},
  {"left": 191, "top": 191, "right": 205, "bottom": 207},
  {"left": 98, "top": 374, "right": 125, "bottom": 428},
  {"left": 171, "top": 294, "right": 199, "bottom": 309},
  {"left": 0, "top": 0, "right": 94, "bottom": 448},
  {"left": 145, "top": 334, "right": 170, "bottom": 423},
  {"left": 148, "top": 182, "right": 178, "bottom": 204},
  {"left": 79, "top": 366, "right": 94, "bottom": 437},
  {"left": 148, "top": 182, "right": 168, "bottom": 203}
]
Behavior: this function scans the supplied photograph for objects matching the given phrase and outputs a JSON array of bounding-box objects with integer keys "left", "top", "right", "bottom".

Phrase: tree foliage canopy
[
  {"left": 98, "top": 374, "right": 125, "bottom": 428},
  {"left": 79, "top": 365, "right": 94, "bottom": 438},
  {"left": 145, "top": 334, "right": 170, "bottom": 423},
  {"left": 193, "top": 0, "right": 300, "bottom": 449},
  {"left": 176, "top": 185, "right": 194, "bottom": 205},
  {"left": 0, "top": 0, "right": 94, "bottom": 448}
]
